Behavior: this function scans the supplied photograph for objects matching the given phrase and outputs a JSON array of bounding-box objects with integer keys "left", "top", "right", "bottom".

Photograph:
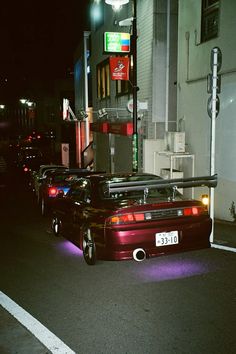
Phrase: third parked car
[{"left": 30, "top": 164, "right": 67, "bottom": 199}]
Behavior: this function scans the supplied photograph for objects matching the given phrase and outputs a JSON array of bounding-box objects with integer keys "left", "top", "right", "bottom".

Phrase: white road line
[
  {"left": 0, "top": 291, "right": 76, "bottom": 354},
  {"left": 211, "top": 243, "right": 236, "bottom": 253}
]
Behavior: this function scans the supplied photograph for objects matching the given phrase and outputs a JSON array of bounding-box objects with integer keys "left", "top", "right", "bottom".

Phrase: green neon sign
[{"left": 104, "top": 32, "right": 130, "bottom": 53}]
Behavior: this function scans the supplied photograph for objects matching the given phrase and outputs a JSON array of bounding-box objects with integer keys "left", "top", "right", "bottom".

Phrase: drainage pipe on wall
[
  {"left": 84, "top": 31, "right": 91, "bottom": 148},
  {"left": 165, "top": 0, "right": 170, "bottom": 133}
]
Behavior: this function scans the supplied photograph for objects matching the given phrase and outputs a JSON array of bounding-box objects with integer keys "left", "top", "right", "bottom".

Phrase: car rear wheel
[
  {"left": 52, "top": 217, "right": 61, "bottom": 236},
  {"left": 82, "top": 228, "right": 96, "bottom": 265}
]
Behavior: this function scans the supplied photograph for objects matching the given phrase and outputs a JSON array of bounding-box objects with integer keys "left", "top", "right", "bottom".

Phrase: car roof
[
  {"left": 39, "top": 164, "right": 65, "bottom": 169},
  {"left": 46, "top": 168, "right": 92, "bottom": 176},
  {"left": 84, "top": 172, "right": 161, "bottom": 182},
  {"left": 39, "top": 164, "right": 66, "bottom": 172}
]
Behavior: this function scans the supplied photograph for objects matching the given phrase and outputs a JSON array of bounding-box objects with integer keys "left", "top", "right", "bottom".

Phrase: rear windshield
[{"left": 52, "top": 174, "right": 79, "bottom": 184}]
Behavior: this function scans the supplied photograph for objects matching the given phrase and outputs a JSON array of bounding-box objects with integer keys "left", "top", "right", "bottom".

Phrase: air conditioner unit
[{"left": 166, "top": 132, "right": 185, "bottom": 153}]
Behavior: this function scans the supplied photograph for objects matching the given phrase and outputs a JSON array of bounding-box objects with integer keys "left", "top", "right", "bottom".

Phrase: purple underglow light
[
  {"left": 136, "top": 258, "right": 215, "bottom": 282},
  {"left": 56, "top": 240, "right": 83, "bottom": 257}
]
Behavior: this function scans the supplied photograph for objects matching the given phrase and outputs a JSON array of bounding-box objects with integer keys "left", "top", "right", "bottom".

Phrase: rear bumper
[{"left": 96, "top": 218, "right": 212, "bottom": 261}]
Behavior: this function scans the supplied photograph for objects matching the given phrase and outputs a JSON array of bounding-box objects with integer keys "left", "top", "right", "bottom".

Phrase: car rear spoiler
[{"left": 107, "top": 174, "right": 218, "bottom": 195}]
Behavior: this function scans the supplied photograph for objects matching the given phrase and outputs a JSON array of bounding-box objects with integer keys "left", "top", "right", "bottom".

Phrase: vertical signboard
[
  {"left": 61, "top": 143, "right": 69, "bottom": 167},
  {"left": 63, "top": 98, "right": 69, "bottom": 120}
]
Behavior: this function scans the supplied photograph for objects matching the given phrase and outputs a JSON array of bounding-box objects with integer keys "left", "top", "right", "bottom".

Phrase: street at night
[
  {"left": 1, "top": 2, "right": 236, "bottom": 352},
  {"left": 0, "top": 171, "right": 236, "bottom": 354}
]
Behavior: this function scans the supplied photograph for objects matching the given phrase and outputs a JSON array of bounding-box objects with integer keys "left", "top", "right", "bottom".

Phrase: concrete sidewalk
[{"left": 214, "top": 219, "right": 236, "bottom": 249}]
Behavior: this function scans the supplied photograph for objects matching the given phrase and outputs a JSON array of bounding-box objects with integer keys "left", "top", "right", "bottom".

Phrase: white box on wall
[
  {"left": 161, "top": 168, "right": 184, "bottom": 193},
  {"left": 166, "top": 132, "right": 185, "bottom": 153},
  {"left": 161, "top": 168, "right": 184, "bottom": 180}
]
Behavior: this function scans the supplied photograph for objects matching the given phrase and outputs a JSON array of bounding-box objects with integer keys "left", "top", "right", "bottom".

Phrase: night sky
[{"left": 0, "top": 1, "right": 90, "bottom": 101}]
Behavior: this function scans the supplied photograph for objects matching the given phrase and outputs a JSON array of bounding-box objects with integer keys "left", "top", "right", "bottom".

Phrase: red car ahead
[
  {"left": 38, "top": 168, "right": 102, "bottom": 216},
  {"left": 51, "top": 172, "right": 217, "bottom": 265}
]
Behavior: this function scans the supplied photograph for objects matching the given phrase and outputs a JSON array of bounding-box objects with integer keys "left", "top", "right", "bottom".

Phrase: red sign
[
  {"left": 109, "top": 57, "right": 130, "bottom": 81},
  {"left": 90, "top": 122, "right": 109, "bottom": 133},
  {"left": 108, "top": 122, "right": 133, "bottom": 136},
  {"left": 91, "top": 121, "right": 133, "bottom": 136}
]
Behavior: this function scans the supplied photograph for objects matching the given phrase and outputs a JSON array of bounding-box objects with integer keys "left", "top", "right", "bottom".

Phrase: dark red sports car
[{"left": 51, "top": 172, "right": 217, "bottom": 265}]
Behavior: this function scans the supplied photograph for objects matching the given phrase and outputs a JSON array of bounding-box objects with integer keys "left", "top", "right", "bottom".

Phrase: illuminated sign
[
  {"left": 104, "top": 32, "right": 130, "bottom": 53},
  {"left": 91, "top": 121, "right": 133, "bottom": 136},
  {"left": 90, "top": 122, "right": 109, "bottom": 133},
  {"left": 109, "top": 57, "right": 130, "bottom": 80}
]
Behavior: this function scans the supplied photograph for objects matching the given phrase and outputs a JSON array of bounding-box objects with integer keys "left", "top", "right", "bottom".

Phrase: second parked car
[{"left": 38, "top": 168, "right": 102, "bottom": 216}]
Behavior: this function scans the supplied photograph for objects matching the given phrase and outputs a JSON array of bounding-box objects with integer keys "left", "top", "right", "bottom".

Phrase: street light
[
  {"left": 19, "top": 98, "right": 27, "bottom": 105},
  {"left": 105, "top": 0, "right": 138, "bottom": 172},
  {"left": 19, "top": 99, "right": 36, "bottom": 107}
]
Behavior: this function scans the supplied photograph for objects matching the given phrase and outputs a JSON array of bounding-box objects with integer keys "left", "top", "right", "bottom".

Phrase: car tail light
[
  {"left": 48, "top": 187, "right": 58, "bottom": 197},
  {"left": 201, "top": 194, "right": 209, "bottom": 207},
  {"left": 183, "top": 206, "right": 203, "bottom": 216},
  {"left": 107, "top": 212, "right": 145, "bottom": 225}
]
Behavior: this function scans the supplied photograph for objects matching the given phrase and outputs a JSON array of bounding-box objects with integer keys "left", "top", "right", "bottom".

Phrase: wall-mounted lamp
[{"left": 105, "top": 0, "right": 129, "bottom": 11}]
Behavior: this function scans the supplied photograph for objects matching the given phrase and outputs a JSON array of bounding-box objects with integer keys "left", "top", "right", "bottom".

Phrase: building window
[
  {"left": 97, "top": 59, "right": 110, "bottom": 99},
  {"left": 116, "top": 78, "right": 131, "bottom": 96},
  {"left": 201, "top": 0, "right": 220, "bottom": 42},
  {"left": 116, "top": 56, "right": 133, "bottom": 96}
]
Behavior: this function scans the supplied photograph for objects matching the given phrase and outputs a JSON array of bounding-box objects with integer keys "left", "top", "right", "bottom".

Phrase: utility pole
[{"left": 132, "top": 0, "right": 138, "bottom": 172}]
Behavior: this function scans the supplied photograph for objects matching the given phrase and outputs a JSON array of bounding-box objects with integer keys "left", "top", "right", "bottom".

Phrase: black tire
[
  {"left": 82, "top": 228, "right": 96, "bottom": 265},
  {"left": 52, "top": 217, "right": 61, "bottom": 236}
]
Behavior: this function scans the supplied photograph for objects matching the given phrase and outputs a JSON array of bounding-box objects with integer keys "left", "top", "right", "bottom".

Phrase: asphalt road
[{"left": 0, "top": 170, "right": 236, "bottom": 354}]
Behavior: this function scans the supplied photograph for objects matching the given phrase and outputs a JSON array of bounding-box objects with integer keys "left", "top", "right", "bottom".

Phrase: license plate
[{"left": 155, "top": 231, "right": 179, "bottom": 247}]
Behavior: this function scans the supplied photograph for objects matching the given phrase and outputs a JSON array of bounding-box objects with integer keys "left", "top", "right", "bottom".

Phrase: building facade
[
  {"left": 89, "top": 0, "right": 178, "bottom": 173},
  {"left": 75, "top": 0, "right": 235, "bottom": 221},
  {"left": 178, "top": 0, "right": 236, "bottom": 221}
]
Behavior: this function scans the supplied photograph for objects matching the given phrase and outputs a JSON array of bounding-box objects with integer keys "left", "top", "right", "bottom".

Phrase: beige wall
[{"left": 178, "top": 0, "right": 236, "bottom": 220}]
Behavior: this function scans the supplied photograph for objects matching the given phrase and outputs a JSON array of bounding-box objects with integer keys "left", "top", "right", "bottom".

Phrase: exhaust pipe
[{"left": 133, "top": 248, "right": 146, "bottom": 262}]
